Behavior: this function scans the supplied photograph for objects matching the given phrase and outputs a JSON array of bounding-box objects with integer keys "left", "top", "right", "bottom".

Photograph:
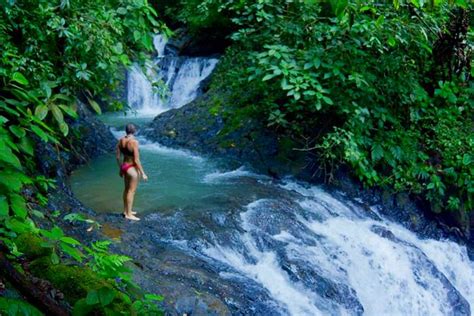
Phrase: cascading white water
[
  {"left": 168, "top": 58, "right": 218, "bottom": 108},
  {"left": 127, "top": 35, "right": 218, "bottom": 117},
  {"left": 127, "top": 63, "right": 161, "bottom": 116},
  {"left": 153, "top": 34, "right": 167, "bottom": 57},
  {"left": 202, "top": 179, "right": 474, "bottom": 316}
]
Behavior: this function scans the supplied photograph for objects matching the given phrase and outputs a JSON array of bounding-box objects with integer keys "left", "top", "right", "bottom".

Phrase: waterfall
[
  {"left": 201, "top": 181, "right": 474, "bottom": 315},
  {"left": 127, "top": 35, "right": 218, "bottom": 117}
]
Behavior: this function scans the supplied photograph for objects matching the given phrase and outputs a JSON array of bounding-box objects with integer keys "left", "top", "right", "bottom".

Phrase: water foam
[
  {"left": 202, "top": 181, "right": 473, "bottom": 315},
  {"left": 203, "top": 166, "right": 261, "bottom": 183},
  {"left": 204, "top": 200, "right": 326, "bottom": 316},
  {"left": 111, "top": 128, "right": 204, "bottom": 162}
]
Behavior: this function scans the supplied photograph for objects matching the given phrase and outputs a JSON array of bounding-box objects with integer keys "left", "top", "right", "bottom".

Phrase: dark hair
[{"left": 125, "top": 124, "right": 136, "bottom": 135}]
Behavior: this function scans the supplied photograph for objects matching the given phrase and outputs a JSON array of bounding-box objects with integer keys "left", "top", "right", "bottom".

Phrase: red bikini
[
  {"left": 120, "top": 162, "right": 136, "bottom": 176},
  {"left": 119, "top": 136, "right": 136, "bottom": 176}
]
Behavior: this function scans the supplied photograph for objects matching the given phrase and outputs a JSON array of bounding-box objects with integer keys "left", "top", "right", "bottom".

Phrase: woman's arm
[
  {"left": 133, "top": 141, "right": 148, "bottom": 180},
  {"left": 116, "top": 140, "right": 122, "bottom": 168}
]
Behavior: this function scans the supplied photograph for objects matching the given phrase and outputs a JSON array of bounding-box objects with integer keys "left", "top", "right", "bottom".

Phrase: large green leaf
[
  {"left": 60, "top": 236, "right": 81, "bottom": 245},
  {"left": 9, "top": 125, "right": 26, "bottom": 138},
  {"left": 50, "top": 104, "right": 64, "bottom": 124},
  {"left": 329, "top": 0, "right": 348, "bottom": 16},
  {"left": 11, "top": 72, "right": 29, "bottom": 86},
  {"left": 97, "top": 287, "right": 116, "bottom": 307},
  {"left": 60, "top": 242, "right": 84, "bottom": 262},
  {"left": 34, "top": 105, "right": 49, "bottom": 120},
  {"left": 30, "top": 125, "right": 49, "bottom": 142},
  {"left": 72, "top": 299, "right": 95, "bottom": 316},
  {"left": 44, "top": 226, "right": 65, "bottom": 239},
  {"left": 0, "top": 142, "right": 22, "bottom": 170},
  {"left": 58, "top": 104, "right": 78, "bottom": 118},
  {"left": 86, "top": 290, "right": 99, "bottom": 305},
  {"left": 0, "top": 170, "right": 31, "bottom": 192},
  {"left": 0, "top": 196, "right": 9, "bottom": 218},
  {"left": 18, "top": 137, "right": 34, "bottom": 156},
  {"left": 9, "top": 193, "right": 27, "bottom": 219},
  {"left": 87, "top": 98, "right": 102, "bottom": 115},
  {"left": 59, "top": 122, "right": 69, "bottom": 136},
  {"left": 5, "top": 218, "right": 31, "bottom": 234}
]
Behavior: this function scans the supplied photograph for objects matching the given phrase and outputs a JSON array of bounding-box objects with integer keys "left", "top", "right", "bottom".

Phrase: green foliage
[
  {"left": 0, "top": 0, "right": 166, "bottom": 313},
  {"left": 151, "top": 0, "right": 231, "bottom": 33},
  {"left": 181, "top": 0, "right": 473, "bottom": 214},
  {"left": 15, "top": 232, "right": 53, "bottom": 260},
  {"left": 0, "top": 298, "right": 43, "bottom": 316},
  {"left": 26, "top": 235, "right": 163, "bottom": 314}
]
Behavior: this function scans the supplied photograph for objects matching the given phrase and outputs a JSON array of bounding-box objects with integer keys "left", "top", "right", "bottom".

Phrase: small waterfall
[
  {"left": 127, "top": 35, "right": 218, "bottom": 117},
  {"left": 153, "top": 35, "right": 167, "bottom": 57},
  {"left": 168, "top": 58, "right": 219, "bottom": 108}
]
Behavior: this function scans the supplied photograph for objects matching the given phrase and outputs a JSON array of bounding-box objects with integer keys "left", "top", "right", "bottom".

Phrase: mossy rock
[
  {"left": 29, "top": 257, "right": 131, "bottom": 314},
  {"left": 15, "top": 233, "right": 52, "bottom": 260}
]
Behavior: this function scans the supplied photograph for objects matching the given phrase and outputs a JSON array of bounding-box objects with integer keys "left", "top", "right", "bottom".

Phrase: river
[{"left": 69, "top": 35, "right": 474, "bottom": 315}]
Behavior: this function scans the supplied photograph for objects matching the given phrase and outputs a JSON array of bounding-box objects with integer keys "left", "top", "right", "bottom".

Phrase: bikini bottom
[{"left": 120, "top": 162, "right": 136, "bottom": 176}]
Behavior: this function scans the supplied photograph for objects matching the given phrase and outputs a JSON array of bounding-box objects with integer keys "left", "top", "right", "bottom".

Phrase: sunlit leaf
[
  {"left": 34, "top": 105, "right": 49, "bottom": 120},
  {"left": 9, "top": 125, "right": 26, "bottom": 138},
  {"left": 11, "top": 72, "right": 29, "bottom": 86},
  {"left": 30, "top": 125, "right": 49, "bottom": 142},
  {"left": 87, "top": 98, "right": 102, "bottom": 115},
  {"left": 50, "top": 104, "right": 64, "bottom": 125},
  {"left": 0, "top": 143, "right": 22, "bottom": 169},
  {"left": 9, "top": 194, "right": 27, "bottom": 219}
]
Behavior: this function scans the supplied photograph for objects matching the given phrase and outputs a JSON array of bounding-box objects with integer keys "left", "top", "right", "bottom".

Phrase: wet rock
[
  {"left": 174, "top": 294, "right": 231, "bottom": 316},
  {"left": 165, "top": 28, "right": 229, "bottom": 57}
]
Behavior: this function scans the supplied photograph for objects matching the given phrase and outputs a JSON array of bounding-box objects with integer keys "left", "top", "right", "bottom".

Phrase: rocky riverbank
[{"left": 143, "top": 92, "right": 474, "bottom": 247}]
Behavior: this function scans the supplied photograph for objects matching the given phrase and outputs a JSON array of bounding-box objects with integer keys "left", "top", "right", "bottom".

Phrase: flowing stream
[{"left": 70, "top": 35, "right": 474, "bottom": 315}]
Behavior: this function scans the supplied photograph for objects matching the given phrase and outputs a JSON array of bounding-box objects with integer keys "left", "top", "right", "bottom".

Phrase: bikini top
[{"left": 120, "top": 138, "right": 134, "bottom": 157}]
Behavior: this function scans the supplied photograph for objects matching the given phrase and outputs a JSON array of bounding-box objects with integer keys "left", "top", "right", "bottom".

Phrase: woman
[{"left": 116, "top": 124, "right": 148, "bottom": 221}]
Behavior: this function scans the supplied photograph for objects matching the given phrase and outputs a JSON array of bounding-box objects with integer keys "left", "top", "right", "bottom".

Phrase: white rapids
[
  {"left": 202, "top": 181, "right": 474, "bottom": 316},
  {"left": 127, "top": 34, "right": 218, "bottom": 117}
]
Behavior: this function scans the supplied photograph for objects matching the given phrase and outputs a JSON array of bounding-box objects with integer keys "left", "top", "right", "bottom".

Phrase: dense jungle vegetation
[
  {"left": 0, "top": 0, "right": 472, "bottom": 314},
  {"left": 0, "top": 0, "right": 167, "bottom": 314},
  {"left": 156, "top": 0, "right": 473, "bottom": 218}
]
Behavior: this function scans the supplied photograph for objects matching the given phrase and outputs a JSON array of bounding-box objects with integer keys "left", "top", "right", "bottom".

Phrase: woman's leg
[
  {"left": 123, "top": 173, "right": 130, "bottom": 215},
  {"left": 122, "top": 175, "right": 136, "bottom": 216},
  {"left": 124, "top": 167, "right": 140, "bottom": 220}
]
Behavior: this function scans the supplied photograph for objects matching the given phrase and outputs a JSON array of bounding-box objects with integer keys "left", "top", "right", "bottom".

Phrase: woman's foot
[
  {"left": 124, "top": 214, "right": 140, "bottom": 221},
  {"left": 122, "top": 211, "right": 137, "bottom": 216}
]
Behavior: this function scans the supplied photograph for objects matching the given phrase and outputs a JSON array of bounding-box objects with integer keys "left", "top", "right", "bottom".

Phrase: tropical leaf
[
  {"left": 11, "top": 72, "right": 29, "bottom": 86},
  {"left": 34, "top": 105, "right": 49, "bottom": 120},
  {"left": 87, "top": 97, "right": 102, "bottom": 115},
  {"left": 0, "top": 196, "right": 9, "bottom": 218}
]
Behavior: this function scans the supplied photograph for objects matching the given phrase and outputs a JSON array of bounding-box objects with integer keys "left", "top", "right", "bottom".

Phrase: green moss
[
  {"left": 15, "top": 233, "right": 52, "bottom": 260},
  {"left": 28, "top": 257, "right": 131, "bottom": 313},
  {"left": 29, "top": 257, "right": 106, "bottom": 302}
]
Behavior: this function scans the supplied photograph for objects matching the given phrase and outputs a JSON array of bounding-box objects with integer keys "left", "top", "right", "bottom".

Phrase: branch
[{"left": 0, "top": 246, "right": 70, "bottom": 316}]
